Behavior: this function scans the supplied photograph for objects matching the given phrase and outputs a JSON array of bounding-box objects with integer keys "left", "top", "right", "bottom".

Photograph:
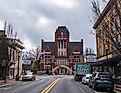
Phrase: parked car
[
  {"left": 74, "top": 74, "right": 85, "bottom": 81},
  {"left": 89, "top": 72, "right": 114, "bottom": 91},
  {"left": 22, "top": 72, "right": 36, "bottom": 81},
  {"left": 82, "top": 74, "right": 92, "bottom": 84}
]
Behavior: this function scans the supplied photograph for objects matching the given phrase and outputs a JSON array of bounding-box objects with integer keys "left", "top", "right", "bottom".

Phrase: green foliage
[{"left": 32, "top": 60, "right": 39, "bottom": 74}]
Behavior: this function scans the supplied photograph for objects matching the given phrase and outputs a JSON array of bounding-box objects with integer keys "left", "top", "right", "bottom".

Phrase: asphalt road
[
  {"left": 49, "top": 75, "right": 93, "bottom": 93},
  {"left": 50, "top": 75, "right": 115, "bottom": 93},
  {"left": 0, "top": 75, "right": 116, "bottom": 93},
  {"left": 0, "top": 75, "right": 56, "bottom": 93}
]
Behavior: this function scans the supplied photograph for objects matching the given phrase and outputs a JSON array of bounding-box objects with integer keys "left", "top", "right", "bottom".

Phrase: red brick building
[{"left": 40, "top": 26, "right": 84, "bottom": 75}]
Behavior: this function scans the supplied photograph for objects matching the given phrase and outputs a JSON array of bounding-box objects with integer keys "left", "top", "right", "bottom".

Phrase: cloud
[
  {"left": 40, "top": 0, "right": 78, "bottom": 9},
  {"left": 0, "top": 0, "right": 97, "bottom": 51},
  {"left": 0, "top": 20, "right": 4, "bottom": 30},
  {"left": 23, "top": 40, "right": 33, "bottom": 50},
  {"left": 36, "top": 16, "right": 52, "bottom": 28}
]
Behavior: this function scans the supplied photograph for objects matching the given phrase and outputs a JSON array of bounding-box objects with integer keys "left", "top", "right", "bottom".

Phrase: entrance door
[{"left": 61, "top": 68, "right": 65, "bottom": 75}]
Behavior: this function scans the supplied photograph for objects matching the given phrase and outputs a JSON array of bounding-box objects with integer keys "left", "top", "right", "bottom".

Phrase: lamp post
[{"left": 2, "top": 60, "right": 7, "bottom": 83}]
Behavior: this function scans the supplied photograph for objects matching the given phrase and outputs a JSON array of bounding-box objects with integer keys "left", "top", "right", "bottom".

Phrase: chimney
[
  {"left": 80, "top": 39, "right": 83, "bottom": 55},
  {"left": 41, "top": 39, "right": 44, "bottom": 52}
]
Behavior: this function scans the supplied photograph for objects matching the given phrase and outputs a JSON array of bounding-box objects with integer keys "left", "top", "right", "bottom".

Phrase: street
[
  {"left": 0, "top": 75, "right": 56, "bottom": 93},
  {"left": 0, "top": 75, "right": 116, "bottom": 93},
  {"left": 50, "top": 75, "right": 94, "bottom": 93}
]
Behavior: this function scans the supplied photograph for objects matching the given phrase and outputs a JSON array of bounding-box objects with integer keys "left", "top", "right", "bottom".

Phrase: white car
[
  {"left": 22, "top": 72, "right": 36, "bottom": 81},
  {"left": 82, "top": 74, "right": 92, "bottom": 84}
]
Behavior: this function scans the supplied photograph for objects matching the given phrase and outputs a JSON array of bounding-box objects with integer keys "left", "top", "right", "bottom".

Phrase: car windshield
[
  {"left": 23, "top": 72, "right": 33, "bottom": 75},
  {"left": 27, "top": 72, "right": 33, "bottom": 75},
  {"left": 86, "top": 77, "right": 89, "bottom": 79}
]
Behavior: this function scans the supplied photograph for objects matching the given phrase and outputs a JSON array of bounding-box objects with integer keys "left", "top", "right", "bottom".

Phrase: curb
[
  {"left": 114, "top": 84, "right": 121, "bottom": 93},
  {"left": 114, "top": 89, "right": 121, "bottom": 93},
  {"left": 0, "top": 83, "right": 14, "bottom": 88}
]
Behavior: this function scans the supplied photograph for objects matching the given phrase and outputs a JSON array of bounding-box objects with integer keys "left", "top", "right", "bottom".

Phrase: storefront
[{"left": 91, "top": 57, "right": 120, "bottom": 77}]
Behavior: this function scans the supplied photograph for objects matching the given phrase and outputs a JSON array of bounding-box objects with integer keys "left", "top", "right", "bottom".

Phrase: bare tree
[
  {"left": 29, "top": 47, "right": 41, "bottom": 60},
  {"left": 4, "top": 21, "right": 14, "bottom": 37},
  {"left": 90, "top": 0, "right": 101, "bottom": 22},
  {"left": 90, "top": 0, "right": 109, "bottom": 23},
  {"left": 14, "top": 32, "right": 18, "bottom": 39},
  {"left": 85, "top": 48, "right": 94, "bottom": 54}
]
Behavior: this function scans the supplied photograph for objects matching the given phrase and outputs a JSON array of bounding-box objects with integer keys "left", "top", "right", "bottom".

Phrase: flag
[{"left": 37, "top": 51, "right": 44, "bottom": 61}]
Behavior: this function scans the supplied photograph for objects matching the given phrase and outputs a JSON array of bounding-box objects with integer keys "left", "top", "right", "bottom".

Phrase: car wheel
[
  {"left": 109, "top": 88, "right": 114, "bottom": 92},
  {"left": 32, "top": 78, "right": 35, "bottom": 81},
  {"left": 89, "top": 84, "right": 92, "bottom": 88}
]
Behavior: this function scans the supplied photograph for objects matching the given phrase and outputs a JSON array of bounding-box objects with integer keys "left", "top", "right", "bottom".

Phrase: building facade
[
  {"left": 0, "top": 30, "right": 24, "bottom": 80},
  {"left": 22, "top": 51, "right": 35, "bottom": 72},
  {"left": 40, "top": 26, "right": 84, "bottom": 75},
  {"left": 93, "top": 0, "right": 121, "bottom": 76},
  {"left": 86, "top": 54, "right": 96, "bottom": 63}
]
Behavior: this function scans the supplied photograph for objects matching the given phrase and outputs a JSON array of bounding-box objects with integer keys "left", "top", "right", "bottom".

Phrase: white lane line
[
  {"left": 79, "top": 87, "right": 86, "bottom": 93},
  {"left": 3, "top": 87, "right": 11, "bottom": 90},
  {"left": 85, "top": 85, "right": 88, "bottom": 87},
  {"left": 22, "top": 82, "right": 29, "bottom": 85},
  {"left": 93, "top": 91, "right": 107, "bottom": 93}
]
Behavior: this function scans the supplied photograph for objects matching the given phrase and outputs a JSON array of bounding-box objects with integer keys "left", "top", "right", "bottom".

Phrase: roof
[
  {"left": 0, "top": 30, "right": 5, "bottom": 36},
  {"left": 73, "top": 46, "right": 80, "bottom": 52},
  {"left": 69, "top": 42, "right": 83, "bottom": 55},
  {"left": 93, "top": 0, "right": 115, "bottom": 29},
  {"left": 43, "top": 42, "right": 55, "bottom": 54},
  {"left": 43, "top": 41, "right": 83, "bottom": 55},
  {"left": 55, "top": 26, "right": 69, "bottom": 33},
  {"left": 91, "top": 56, "right": 120, "bottom": 67},
  {"left": 86, "top": 54, "right": 96, "bottom": 56}
]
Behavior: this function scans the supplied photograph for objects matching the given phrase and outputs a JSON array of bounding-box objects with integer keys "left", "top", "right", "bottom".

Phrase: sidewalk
[
  {"left": 114, "top": 84, "right": 121, "bottom": 93},
  {"left": 0, "top": 79, "right": 16, "bottom": 88}
]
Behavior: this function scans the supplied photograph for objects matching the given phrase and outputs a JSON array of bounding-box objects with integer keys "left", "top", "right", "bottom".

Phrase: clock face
[{"left": 61, "top": 32, "right": 63, "bottom": 35}]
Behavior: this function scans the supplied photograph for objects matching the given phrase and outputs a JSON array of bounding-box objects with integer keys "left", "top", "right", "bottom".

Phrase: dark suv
[
  {"left": 89, "top": 72, "right": 114, "bottom": 91},
  {"left": 74, "top": 74, "right": 85, "bottom": 81}
]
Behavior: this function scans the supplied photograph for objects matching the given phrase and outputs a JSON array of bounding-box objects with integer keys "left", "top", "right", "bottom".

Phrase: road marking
[
  {"left": 45, "top": 78, "right": 60, "bottom": 93},
  {"left": 41, "top": 78, "right": 60, "bottom": 93},
  {"left": 22, "top": 82, "right": 28, "bottom": 85},
  {"left": 3, "top": 87, "right": 11, "bottom": 90},
  {"left": 93, "top": 91, "right": 108, "bottom": 93},
  {"left": 79, "top": 87, "right": 86, "bottom": 93}
]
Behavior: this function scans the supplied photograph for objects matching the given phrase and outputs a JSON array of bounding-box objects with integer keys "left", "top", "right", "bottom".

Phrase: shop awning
[{"left": 90, "top": 56, "right": 120, "bottom": 67}]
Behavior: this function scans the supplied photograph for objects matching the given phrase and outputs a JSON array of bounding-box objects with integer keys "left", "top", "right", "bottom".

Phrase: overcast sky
[{"left": 0, "top": 0, "right": 108, "bottom": 52}]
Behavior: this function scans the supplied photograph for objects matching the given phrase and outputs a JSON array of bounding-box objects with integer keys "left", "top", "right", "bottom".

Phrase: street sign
[{"left": 76, "top": 63, "right": 91, "bottom": 74}]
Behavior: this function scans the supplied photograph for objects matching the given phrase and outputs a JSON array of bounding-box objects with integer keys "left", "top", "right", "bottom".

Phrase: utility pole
[{"left": 3, "top": 60, "right": 7, "bottom": 83}]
